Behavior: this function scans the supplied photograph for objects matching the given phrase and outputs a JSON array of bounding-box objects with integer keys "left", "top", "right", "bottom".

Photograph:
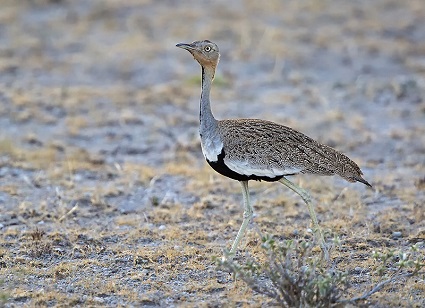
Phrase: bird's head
[{"left": 176, "top": 40, "right": 220, "bottom": 69}]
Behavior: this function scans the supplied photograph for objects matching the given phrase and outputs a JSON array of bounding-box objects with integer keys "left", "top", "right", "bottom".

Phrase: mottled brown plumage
[{"left": 218, "top": 119, "right": 370, "bottom": 186}]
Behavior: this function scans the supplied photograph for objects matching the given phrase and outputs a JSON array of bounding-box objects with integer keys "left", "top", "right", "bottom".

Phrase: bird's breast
[{"left": 200, "top": 134, "right": 223, "bottom": 162}]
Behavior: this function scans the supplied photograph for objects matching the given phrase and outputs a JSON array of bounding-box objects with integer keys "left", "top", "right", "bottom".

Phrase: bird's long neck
[
  {"left": 200, "top": 66, "right": 217, "bottom": 129},
  {"left": 198, "top": 64, "right": 223, "bottom": 162}
]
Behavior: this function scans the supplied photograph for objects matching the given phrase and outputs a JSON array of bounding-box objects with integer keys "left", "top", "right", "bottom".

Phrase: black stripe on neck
[{"left": 200, "top": 66, "right": 206, "bottom": 121}]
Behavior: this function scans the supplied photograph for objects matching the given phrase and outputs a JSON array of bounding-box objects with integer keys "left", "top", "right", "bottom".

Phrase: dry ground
[{"left": 0, "top": 0, "right": 424, "bottom": 306}]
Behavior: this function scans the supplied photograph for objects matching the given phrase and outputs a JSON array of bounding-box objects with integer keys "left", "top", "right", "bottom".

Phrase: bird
[{"left": 176, "top": 40, "right": 371, "bottom": 260}]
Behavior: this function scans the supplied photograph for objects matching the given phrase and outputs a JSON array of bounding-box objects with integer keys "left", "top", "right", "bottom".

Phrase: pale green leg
[
  {"left": 279, "top": 177, "right": 329, "bottom": 261},
  {"left": 228, "top": 181, "right": 253, "bottom": 257}
]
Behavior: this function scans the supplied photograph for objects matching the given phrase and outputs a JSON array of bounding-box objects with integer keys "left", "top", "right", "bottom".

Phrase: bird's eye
[{"left": 204, "top": 45, "right": 212, "bottom": 52}]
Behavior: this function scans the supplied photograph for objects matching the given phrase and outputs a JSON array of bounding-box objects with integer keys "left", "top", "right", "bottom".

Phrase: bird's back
[{"left": 217, "top": 118, "right": 370, "bottom": 186}]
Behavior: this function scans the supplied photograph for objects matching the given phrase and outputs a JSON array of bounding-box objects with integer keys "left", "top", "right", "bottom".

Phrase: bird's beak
[{"left": 176, "top": 42, "right": 196, "bottom": 51}]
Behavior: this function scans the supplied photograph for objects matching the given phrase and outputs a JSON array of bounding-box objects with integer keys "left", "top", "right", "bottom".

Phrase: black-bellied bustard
[{"left": 176, "top": 40, "right": 371, "bottom": 260}]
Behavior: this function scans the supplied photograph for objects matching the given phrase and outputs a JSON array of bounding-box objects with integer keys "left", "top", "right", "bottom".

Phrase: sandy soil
[{"left": 0, "top": 0, "right": 424, "bottom": 306}]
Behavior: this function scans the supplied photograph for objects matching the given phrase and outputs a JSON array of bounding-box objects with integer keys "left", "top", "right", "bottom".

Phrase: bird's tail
[{"left": 352, "top": 175, "right": 372, "bottom": 187}]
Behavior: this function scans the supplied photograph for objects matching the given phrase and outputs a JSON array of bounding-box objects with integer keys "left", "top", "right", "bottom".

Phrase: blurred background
[
  {"left": 1, "top": 0, "right": 424, "bottom": 201},
  {"left": 0, "top": 0, "right": 424, "bottom": 306}
]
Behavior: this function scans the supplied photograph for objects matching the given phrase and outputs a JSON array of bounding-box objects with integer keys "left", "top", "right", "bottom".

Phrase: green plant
[
  {"left": 216, "top": 236, "right": 425, "bottom": 307},
  {"left": 0, "top": 279, "right": 9, "bottom": 305},
  {"left": 217, "top": 236, "right": 348, "bottom": 307}
]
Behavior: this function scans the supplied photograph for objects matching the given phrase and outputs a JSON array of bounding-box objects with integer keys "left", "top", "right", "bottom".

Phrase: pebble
[
  {"left": 0, "top": 167, "right": 8, "bottom": 177},
  {"left": 94, "top": 297, "right": 105, "bottom": 303},
  {"left": 392, "top": 231, "right": 402, "bottom": 239}
]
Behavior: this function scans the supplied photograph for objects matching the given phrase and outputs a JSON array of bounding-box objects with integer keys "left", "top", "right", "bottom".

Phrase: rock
[{"left": 392, "top": 231, "right": 402, "bottom": 239}]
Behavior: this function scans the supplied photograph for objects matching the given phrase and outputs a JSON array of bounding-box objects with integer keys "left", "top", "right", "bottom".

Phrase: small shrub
[
  {"left": 217, "top": 236, "right": 348, "bottom": 307},
  {"left": 216, "top": 236, "right": 425, "bottom": 307}
]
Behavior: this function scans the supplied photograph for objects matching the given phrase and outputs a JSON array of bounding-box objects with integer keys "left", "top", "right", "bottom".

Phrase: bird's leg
[
  {"left": 228, "top": 181, "right": 253, "bottom": 258},
  {"left": 278, "top": 177, "right": 329, "bottom": 261}
]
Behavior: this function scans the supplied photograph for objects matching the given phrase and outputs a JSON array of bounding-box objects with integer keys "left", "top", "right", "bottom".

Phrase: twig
[
  {"left": 340, "top": 270, "right": 425, "bottom": 303},
  {"left": 59, "top": 203, "right": 79, "bottom": 222}
]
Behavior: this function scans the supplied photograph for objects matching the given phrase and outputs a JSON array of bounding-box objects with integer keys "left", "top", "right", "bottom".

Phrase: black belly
[{"left": 206, "top": 149, "right": 286, "bottom": 182}]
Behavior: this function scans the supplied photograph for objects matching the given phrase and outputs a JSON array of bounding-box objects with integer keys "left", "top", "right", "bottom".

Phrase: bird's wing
[
  {"left": 217, "top": 119, "right": 314, "bottom": 177},
  {"left": 217, "top": 118, "right": 369, "bottom": 185}
]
